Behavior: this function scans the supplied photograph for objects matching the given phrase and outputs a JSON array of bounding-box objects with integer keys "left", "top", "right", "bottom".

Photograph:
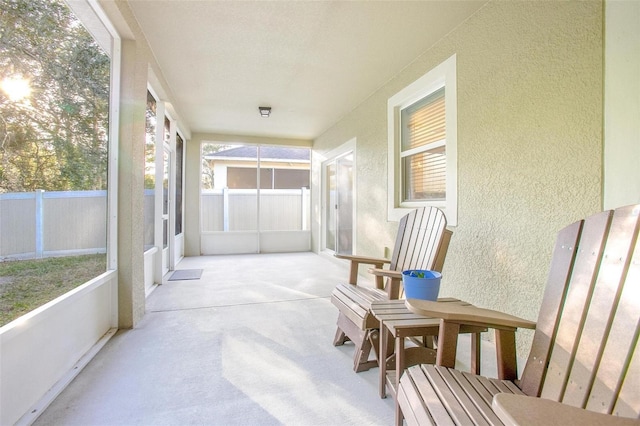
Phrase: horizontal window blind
[
  {"left": 400, "top": 87, "right": 446, "bottom": 202},
  {"left": 401, "top": 87, "right": 445, "bottom": 151},
  {"left": 403, "top": 146, "right": 446, "bottom": 201}
]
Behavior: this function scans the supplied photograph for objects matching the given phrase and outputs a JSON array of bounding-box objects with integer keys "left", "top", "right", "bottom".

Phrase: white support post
[
  {"left": 223, "top": 187, "right": 229, "bottom": 231},
  {"left": 35, "top": 189, "right": 44, "bottom": 259},
  {"left": 301, "top": 187, "right": 309, "bottom": 231}
]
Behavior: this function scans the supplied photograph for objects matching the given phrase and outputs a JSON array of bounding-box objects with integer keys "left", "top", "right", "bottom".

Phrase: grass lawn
[{"left": 0, "top": 254, "right": 107, "bottom": 327}]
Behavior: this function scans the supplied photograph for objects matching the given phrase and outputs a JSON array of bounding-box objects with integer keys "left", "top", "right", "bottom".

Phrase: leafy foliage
[
  {"left": 201, "top": 143, "right": 235, "bottom": 189},
  {"left": 0, "top": 0, "right": 110, "bottom": 193}
]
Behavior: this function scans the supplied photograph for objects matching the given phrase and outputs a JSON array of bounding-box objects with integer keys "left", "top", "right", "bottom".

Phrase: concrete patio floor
[{"left": 33, "top": 252, "right": 498, "bottom": 426}]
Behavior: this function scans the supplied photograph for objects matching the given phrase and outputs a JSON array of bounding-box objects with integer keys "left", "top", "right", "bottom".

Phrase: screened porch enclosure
[{"left": 200, "top": 143, "right": 311, "bottom": 254}]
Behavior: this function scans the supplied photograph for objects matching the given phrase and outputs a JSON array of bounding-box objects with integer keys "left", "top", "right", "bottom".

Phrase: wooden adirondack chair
[
  {"left": 397, "top": 204, "right": 640, "bottom": 425},
  {"left": 331, "top": 207, "right": 452, "bottom": 372}
]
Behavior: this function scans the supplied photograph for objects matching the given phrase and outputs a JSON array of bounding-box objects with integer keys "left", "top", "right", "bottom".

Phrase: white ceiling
[{"left": 128, "top": 0, "right": 487, "bottom": 140}]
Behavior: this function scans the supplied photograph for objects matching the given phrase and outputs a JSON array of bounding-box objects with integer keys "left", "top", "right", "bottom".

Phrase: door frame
[
  {"left": 320, "top": 138, "right": 356, "bottom": 254},
  {"left": 161, "top": 145, "right": 171, "bottom": 277},
  {"left": 171, "top": 130, "right": 186, "bottom": 268}
]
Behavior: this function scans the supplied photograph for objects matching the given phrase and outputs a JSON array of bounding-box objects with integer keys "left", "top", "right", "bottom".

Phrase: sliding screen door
[{"left": 324, "top": 152, "right": 353, "bottom": 255}]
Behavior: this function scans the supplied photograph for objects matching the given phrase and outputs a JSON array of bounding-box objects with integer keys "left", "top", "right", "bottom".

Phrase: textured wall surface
[{"left": 313, "top": 0, "right": 603, "bottom": 359}]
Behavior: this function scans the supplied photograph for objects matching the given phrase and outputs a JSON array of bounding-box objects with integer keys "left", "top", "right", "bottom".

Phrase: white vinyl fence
[
  {"left": 1, "top": 189, "right": 309, "bottom": 259},
  {"left": 201, "top": 188, "right": 310, "bottom": 232},
  {"left": 0, "top": 190, "right": 108, "bottom": 260}
]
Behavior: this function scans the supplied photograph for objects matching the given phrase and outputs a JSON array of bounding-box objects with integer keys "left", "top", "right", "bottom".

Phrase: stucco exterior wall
[{"left": 312, "top": 0, "right": 603, "bottom": 359}]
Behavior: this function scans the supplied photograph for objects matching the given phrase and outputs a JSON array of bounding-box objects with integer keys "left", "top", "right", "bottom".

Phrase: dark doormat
[{"left": 168, "top": 269, "right": 203, "bottom": 281}]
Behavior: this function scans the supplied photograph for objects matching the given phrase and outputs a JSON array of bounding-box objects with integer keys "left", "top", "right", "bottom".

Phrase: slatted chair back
[
  {"left": 519, "top": 204, "right": 640, "bottom": 417},
  {"left": 330, "top": 206, "right": 452, "bottom": 372},
  {"left": 389, "top": 206, "right": 449, "bottom": 278}
]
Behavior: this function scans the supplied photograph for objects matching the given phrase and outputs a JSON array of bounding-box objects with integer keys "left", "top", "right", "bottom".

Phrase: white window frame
[{"left": 387, "top": 54, "right": 457, "bottom": 225}]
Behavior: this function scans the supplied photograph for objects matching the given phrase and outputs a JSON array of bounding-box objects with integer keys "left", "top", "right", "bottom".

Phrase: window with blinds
[{"left": 400, "top": 87, "right": 446, "bottom": 201}]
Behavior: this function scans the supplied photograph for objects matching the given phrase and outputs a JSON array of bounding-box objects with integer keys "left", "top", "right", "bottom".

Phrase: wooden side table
[{"left": 370, "top": 299, "right": 486, "bottom": 424}]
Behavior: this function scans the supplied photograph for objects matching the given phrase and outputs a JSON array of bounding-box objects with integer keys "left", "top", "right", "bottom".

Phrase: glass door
[
  {"left": 324, "top": 152, "right": 353, "bottom": 254},
  {"left": 162, "top": 147, "right": 170, "bottom": 276},
  {"left": 325, "top": 163, "right": 337, "bottom": 252},
  {"left": 173, "top": 133, "right": 184, "bottom": 266},
  {"left": 336, "top": 154, "right": 353, "bottom": 254}
]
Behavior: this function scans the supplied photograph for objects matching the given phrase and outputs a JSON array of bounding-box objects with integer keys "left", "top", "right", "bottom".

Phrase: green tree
[
  {"left": 201, "top": 143, "right": 234, "bottom": 189},
  {"left": 0, "top": 0, "right": 109, "bottom": 193}
]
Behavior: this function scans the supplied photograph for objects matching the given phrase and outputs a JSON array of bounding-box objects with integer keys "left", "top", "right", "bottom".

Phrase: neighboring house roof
[{"left": 205, "top": 146, "right": 310, "bottom": 162}]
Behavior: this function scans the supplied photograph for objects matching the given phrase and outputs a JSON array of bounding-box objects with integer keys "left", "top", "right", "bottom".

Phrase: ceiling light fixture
[{"left": 258, "top": 106, "right": 271, "bottom": 118}]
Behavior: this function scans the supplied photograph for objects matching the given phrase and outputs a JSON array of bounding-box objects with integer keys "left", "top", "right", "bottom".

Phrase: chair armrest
[
  {"left": 407, "top": 299, "right": 535, "bottom": 379},
  {"left": 368, "top": 268, "right": 403, "bottom": 297},
  {"left": 405, "top": 299, "right": 536, "bottom": 330},
  {"left": 492, "top": 394, "right": 640, "bottom": 426},
  {"left": 334, "top": 253, "right": 390, "bottom": 285},
  {"left": 334, "top": 253, "right": 390, "bottom": 265},
  {"left": 368, "top": 268, "right": 402, "bottom": 280}
]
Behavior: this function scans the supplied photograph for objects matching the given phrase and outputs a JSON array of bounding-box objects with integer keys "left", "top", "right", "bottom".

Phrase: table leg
[
  {"left": 379, "top": 321, "right": 387, "bottom": 398},
  {"left": 395, "top": 397, "right": 404, "bottom": 426},
  {"left": 435, "top": 319, "right": 460, "bottom": 368},
  {"left": 495, "top": 329, "right": 517, "bottom": 380},
  {"left": 471, "top": 332, "right": 481, "bottom": 375},
  {"left": 394, "top": 335, "right": 405, "bottom": 426}
]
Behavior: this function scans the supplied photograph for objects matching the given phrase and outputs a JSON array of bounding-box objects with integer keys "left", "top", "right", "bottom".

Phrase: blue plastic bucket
[{"left": 402, "top": 270, "right": 441, "bottom": 301}]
